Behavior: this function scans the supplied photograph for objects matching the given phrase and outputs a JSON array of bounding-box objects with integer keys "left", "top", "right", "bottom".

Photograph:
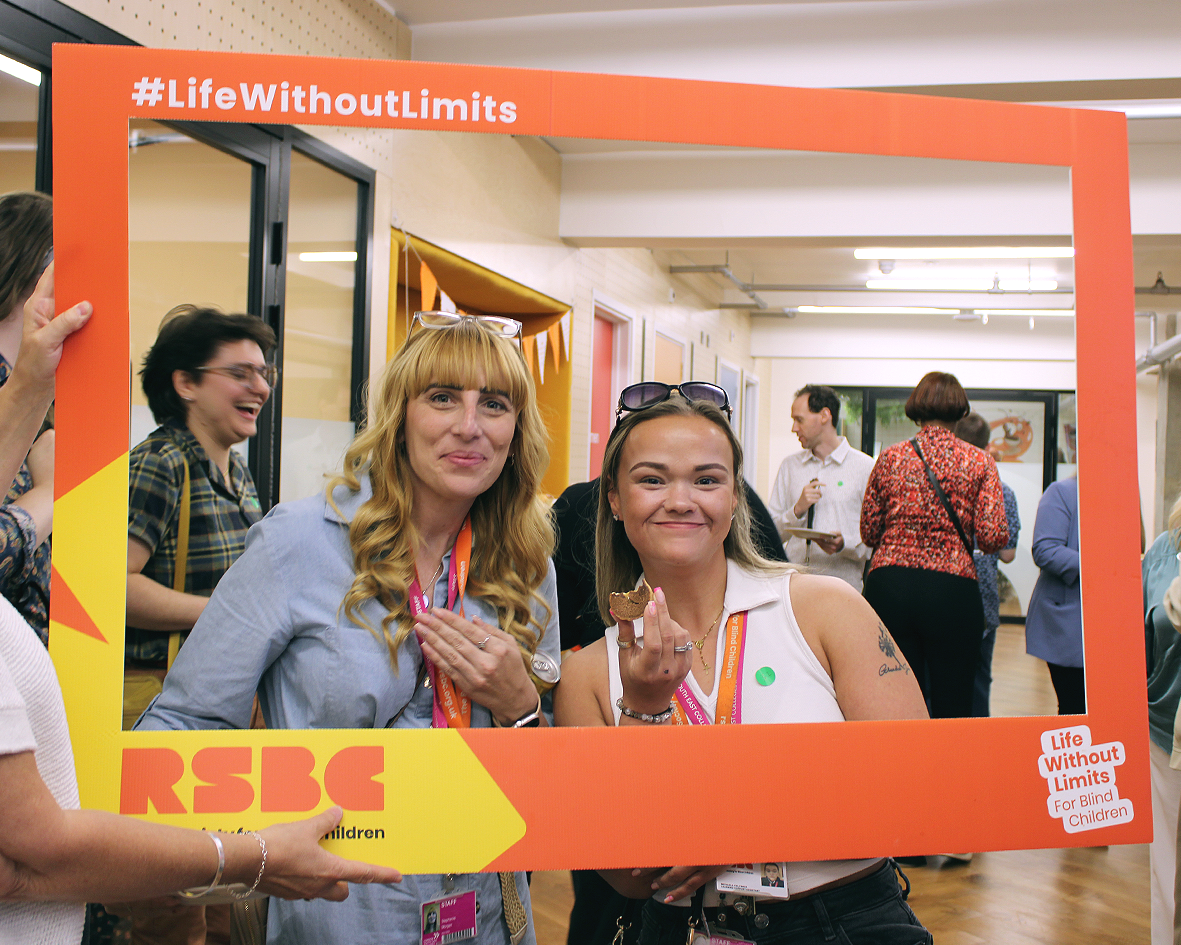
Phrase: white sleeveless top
[{"left": 606, "top": 562, "right": 879, "bottom": 904}]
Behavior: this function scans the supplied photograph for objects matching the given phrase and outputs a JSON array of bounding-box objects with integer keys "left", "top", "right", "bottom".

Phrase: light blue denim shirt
[
  {"left": 138, "top": 476, "right": 559, "bottom": 945},
  {"left": 1145, "top": 529, "right": 1181, "bottom": 753}
]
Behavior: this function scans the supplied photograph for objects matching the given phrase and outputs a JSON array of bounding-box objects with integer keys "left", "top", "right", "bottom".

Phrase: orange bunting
[
  {"left": 522, "top": 334, "right": 536, "bottom": 375},
  {"left": 419, "top": 261, "right": 438, "bottom": 311},
  {"left": 548, "top": 321, "right": 562, "bottom": 369}
]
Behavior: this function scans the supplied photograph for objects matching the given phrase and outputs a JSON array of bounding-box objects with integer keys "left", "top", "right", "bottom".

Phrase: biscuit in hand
[{"left": 609, "top": 579, "right": 653, "bottom": 621}]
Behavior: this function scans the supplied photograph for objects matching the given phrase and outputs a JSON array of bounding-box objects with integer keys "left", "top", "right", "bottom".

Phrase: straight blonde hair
[
  {"left": 594, "top": 395, "right": 789, "bottom": 625},
  {"left": 329, "top": 320, "right": 554, "bottom": 671}
]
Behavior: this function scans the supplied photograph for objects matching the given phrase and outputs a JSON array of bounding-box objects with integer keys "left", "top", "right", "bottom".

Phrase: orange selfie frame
[{"left": 50, "top": 44, "right": 1146, "bottom": 873}]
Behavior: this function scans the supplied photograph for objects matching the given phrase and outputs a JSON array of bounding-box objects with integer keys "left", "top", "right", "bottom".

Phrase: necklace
[
  {"left": 416, "top": 559, "right": 446, "bottom": 598},
  {"left": 690, "top": 603, "right": 726, "bottom": 673}
]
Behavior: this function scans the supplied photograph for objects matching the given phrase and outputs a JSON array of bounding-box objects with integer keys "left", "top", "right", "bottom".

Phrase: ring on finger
[
  {"left": 476, "top": 635, "right": 491, "bottom": 650},
  {"left": 617, "top": 640, "right": 636, "bottom": 649},
  {"left": 672, "top": 643, "right": 692, "bottom": 653}
]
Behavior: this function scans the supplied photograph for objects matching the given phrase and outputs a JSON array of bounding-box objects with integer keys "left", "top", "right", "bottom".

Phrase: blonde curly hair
[{"left": 329, "top": 320, "right": 554, "bottom": 671}]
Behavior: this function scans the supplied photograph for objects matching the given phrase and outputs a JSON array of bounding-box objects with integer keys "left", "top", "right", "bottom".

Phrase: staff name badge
[{"left": 421, "top": 889, "right": 477, "bottom": 945}]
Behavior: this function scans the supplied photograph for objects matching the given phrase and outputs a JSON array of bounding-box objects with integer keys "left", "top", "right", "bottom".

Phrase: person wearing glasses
[
  {"left": 137, "top": 312, "right": 560, "bottom": 945},
  {"left": 124, "top": 305, "right": 277, "bottom": 730},
  {"left": 555, "top": 384, "right": 929, "bottom": 945}
]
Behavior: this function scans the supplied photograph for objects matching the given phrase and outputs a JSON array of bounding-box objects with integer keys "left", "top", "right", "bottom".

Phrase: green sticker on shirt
[
  {"left": 755, "top": 666, "right": 776, "bottom": 686},
  {"left": 837, "top": 480, "right": 844, "bottom": 487}
]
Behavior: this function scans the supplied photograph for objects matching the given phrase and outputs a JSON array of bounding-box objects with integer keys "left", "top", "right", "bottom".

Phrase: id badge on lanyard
[
  {"left": 421, "top": 888, "right": 477, "bottom": 944},
  {"left": 409, "top": 517, "right": 473, "bottom": 729},
  {"left": 672, "top": 611, "right": 748, "bottom": 726}
]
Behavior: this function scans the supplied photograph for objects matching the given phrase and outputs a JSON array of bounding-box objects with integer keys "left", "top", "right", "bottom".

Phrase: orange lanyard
[
  {"left": 409, "top": 518, "right": 473, "bottom": 728},
  {"left": 671, "top": 611, "right": 748, "bottom": 725}
]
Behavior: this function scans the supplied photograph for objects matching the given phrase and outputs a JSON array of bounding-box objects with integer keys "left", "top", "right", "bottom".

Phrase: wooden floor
[{"left": 528, "top": 624, "right": 1152, "bottom": 944}]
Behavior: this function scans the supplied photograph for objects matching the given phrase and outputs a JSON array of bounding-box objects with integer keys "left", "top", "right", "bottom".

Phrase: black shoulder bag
[{"left": 909, "top": 437, "right": 975, "bottom": 558}]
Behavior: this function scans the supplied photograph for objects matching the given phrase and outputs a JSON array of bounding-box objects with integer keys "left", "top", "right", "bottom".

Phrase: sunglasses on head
[
  {"left": 615, "top": 381, "right": 731, "bottom": 421},
  {"left": 412, "top": 310, "right": 523, "bottom": 343}
]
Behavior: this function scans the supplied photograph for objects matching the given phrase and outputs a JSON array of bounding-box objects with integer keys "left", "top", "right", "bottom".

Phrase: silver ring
[
  {"left": 476, "top": 635, "right": 491, "bottom": 650},
  {"left": 617, "top": 640, "right": 636, "bottom": 649},
  {"left": 672, "top": 643, "right": 692, "bottom": 653}
]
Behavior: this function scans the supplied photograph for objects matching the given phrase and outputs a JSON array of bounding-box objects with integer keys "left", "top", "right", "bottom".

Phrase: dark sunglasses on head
[{"left": 615, "top": 381, "right": 731, "bottom": 421}]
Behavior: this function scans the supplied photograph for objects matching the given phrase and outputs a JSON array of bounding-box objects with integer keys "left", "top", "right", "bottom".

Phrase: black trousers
[
  {"left": 1047, "top": 662, "right": 1086, "bottom": 715},
  {"left": 863, "top": 566, "right": 985, "bottom": 719}
]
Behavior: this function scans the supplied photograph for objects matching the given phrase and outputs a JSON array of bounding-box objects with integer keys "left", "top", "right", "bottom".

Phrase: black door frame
[{"left": 0, "top": 0, "right": 375, "bottom": 510}]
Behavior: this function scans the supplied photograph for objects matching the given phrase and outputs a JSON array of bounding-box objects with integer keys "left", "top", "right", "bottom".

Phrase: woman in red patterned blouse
[{"left": 860, "top": 372, "right": 1009, "bottom": 718}]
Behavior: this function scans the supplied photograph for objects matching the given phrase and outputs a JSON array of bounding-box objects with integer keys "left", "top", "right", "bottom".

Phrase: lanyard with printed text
[
  {"left": 408, "top": 517, "right": 473, "bottom": 729},
  {"left": 671, "top": 611, "right": 748, "bottom": 726}
]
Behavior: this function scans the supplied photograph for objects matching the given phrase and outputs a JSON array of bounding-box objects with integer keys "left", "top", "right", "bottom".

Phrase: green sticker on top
[
  {"left": 755, "top": 666, "right": 776, "bottom": 686},
  {"left": 837, "top": 480, "right": 844, "bottom": 487}
]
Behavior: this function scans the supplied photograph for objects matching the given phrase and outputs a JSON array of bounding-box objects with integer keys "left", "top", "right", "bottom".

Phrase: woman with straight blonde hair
[
  {"left": 555, "top": 385, "right": 929, "bottom": 944},
  {"left": 138, "top": 312, "right": 560, "bottom": 945}
]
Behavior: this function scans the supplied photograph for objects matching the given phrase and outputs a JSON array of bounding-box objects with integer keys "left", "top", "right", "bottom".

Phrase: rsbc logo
[{"left": 120, "top": 745, "right": 384, "bottom": 815}]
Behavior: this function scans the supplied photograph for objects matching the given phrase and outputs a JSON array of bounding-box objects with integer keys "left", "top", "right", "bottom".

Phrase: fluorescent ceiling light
[
  {"left": 854, "top": 246, "right": 1073, "bottom": 259},
  {"left": 974, "top": 308, "right": 1075, "bottom": 317},
  {"left": 865, "top": 278, "right": 1059, "bottom": 291},
  {"left": 0, "top": 53, "right": 40, "bottom": 87},
  {"left": 797, "top": 305, "right": 960, "bottom": 315},
  {"left": 1035, "top": 99, "right": 1181, "bottom": 120},
  {"left": 297, "top": 251, "right": 357, "bottom": 262}
]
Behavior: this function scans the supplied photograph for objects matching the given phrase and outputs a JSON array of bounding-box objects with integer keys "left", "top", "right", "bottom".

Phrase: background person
[
  {"left": 555, "top": 390, "right": 929, "bottom": 944},
  {"left": 0, "top": 191, "right": 55, "bottom": 644},
  {"left": 1024, "top": 476, "right": 1083, "bottom": 715},
  {"left": 0, "top": 266, "right": 400, "bottom": 945},
  {"left": 953, "top": 412, "right": 1020, "bottom": 717},
  {"left": 123, "top": 306, "right": 276, "bottom": 731},
  {"left": 861, "top": 372, "right": 1008, "bottom": 719},
  {"left": 767, "top": 384, "right": 874, "bottom": 590},
  {"left": 137, "top": 313, "right": 560, "bottom": 945},
  {"left": 1145, "top": 496, "right": 1181, "bottom": 945}
]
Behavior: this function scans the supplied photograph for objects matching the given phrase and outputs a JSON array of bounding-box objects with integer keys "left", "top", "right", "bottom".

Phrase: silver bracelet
[
  {"left": 616, "top": 697, "right": 673, "bottom": 724},
  {"left": 230, "top": 831, "right": 267, "bottom": 900},
  {"left": 177, "top": 832, "right": 225, "bottom": 899}
]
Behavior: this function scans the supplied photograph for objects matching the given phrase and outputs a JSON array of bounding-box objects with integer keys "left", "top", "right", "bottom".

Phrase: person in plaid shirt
[
  {"left": 0, "top": 192, "right": 54, "bottom": 644},
  {"left": 124, "top": 305, "right": 275, "bottom": 700}
]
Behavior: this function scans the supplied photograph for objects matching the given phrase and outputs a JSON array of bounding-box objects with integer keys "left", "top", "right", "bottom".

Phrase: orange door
[{"left": 589, "top": 315, "right": 615, "bottom": 478}]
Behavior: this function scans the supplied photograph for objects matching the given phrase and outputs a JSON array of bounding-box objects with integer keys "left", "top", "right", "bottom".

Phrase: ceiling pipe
[
  {"left": 1135, "top": 315, "right": 1181, "bottom": 374},
  {"left": 668, "top": 263, "right": 771, "bottom": 309},
  {"left": 1137, "top": 273, "right": 1175, "bottom": 295}
]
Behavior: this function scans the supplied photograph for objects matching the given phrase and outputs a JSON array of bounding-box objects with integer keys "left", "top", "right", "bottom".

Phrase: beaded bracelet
[
  {"left": 616, "top": 697, "right": 674, "bottom": 724},
  {"left": 177, "top": 832, "right": 225, "bottom": 899},
  {"left": 230, "top": 832, "right": 268, "bottom": 900}
]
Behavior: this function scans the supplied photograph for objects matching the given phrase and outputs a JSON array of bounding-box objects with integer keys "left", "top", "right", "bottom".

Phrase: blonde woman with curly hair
[{"left": 139, "top": 313, "right": 560, "bottom": 945}]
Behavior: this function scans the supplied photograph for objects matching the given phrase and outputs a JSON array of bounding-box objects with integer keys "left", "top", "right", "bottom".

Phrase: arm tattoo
[{"left": 878, "top": 622, "right": 911, "bottom": 677}]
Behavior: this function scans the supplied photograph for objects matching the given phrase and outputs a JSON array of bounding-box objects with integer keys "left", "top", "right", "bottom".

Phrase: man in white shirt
[{"left": 767, "top": 385, "right": 876, "bottom": 590}]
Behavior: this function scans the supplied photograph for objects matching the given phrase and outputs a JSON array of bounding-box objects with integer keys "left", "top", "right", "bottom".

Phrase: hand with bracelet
[{"left": 613, "top": 587, "right": 692, "bottom": 726}]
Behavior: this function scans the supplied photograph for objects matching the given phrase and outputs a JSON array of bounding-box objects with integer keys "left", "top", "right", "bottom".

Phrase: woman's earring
[{"left": 612, "top": 513, "right": 620, "bottom": 521}]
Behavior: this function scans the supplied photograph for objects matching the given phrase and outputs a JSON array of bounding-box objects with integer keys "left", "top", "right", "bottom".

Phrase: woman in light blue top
[
  {"left": 139, "top": 313, "right": 560, "bottom": 945},
  {"left": 1145, "top": 496, "right": 1181, "bottom": 945}
]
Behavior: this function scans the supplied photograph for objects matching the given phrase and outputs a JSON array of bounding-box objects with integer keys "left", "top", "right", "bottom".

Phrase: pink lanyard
[
  {"left": 671, "top": 611, "right": 748, "bottom": 725},
  {"left": 408, "top": 517, "right": 472, "bottom": 729}
]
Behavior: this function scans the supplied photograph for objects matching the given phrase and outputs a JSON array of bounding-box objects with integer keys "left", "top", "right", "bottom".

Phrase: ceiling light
[
  {"left": 865, "top": 278, "right": 1059, "bottom": 291},
  {"left": 297, "top": 251, "right": 357, "bottom": 262},
  {"left": 0, "top": 53, "right": 40, "bottom": 87},
  {"left": 1034, "top": 99, "right": 1181, "bottom": 120},
  {"left": 974, "top": 308, "right": 1075, "bottom": 317},
  {"left": 796, "top": 305, "right": 960, "bottom": 315},
  {"left": 854, "top": 246, "right": 1073, "bottom": 260}
]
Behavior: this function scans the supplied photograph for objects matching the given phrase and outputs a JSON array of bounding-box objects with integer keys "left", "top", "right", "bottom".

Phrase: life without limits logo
[
  {"left": 130, "top": 76, "right": 518, "bottom": 124},
  {"left": 1038, "top": 724, "right": 1134, "bottom": 834}
]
